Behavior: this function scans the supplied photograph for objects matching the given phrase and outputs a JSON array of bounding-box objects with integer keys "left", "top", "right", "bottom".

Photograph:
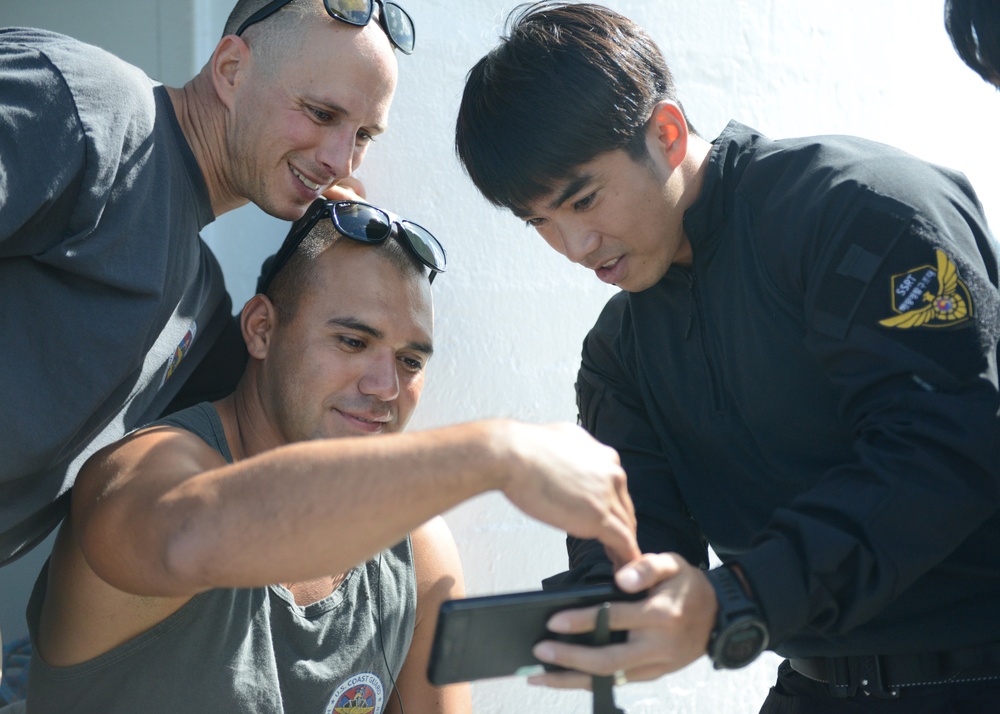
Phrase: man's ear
[
  {"left": 210, "top": 35, "right": 249, "bottom": 110},
  {"left": 647, "top": 101, "right": 689, "bottom": 170},
  {"left": 241, "top": 294, "right": 278, "bottom": 360}
]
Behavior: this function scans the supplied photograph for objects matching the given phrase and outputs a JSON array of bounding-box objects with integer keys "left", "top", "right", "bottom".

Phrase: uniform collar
[{"left": 683, "top": 120, "right": 768, "bottom": 259}]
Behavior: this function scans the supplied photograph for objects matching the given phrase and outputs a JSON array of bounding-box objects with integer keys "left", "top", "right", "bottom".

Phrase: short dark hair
[
  {"left": 945, "top": 0, "right": 1000, "bottom": 85},
  {"left": 266, "top": 218, "right": 427, "bottom": 322},
  {"left": 455, "top": 1, "right": 695, "bottom": 215}
]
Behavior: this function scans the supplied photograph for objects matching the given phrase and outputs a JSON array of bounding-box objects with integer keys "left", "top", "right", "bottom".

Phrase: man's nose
[
  {"left": 561, "top": 229, "right": 600, "bottom": 265},
  {"left": 316, "top": 129, "right": 356, "bottom": 182},
  {"left": 359, "top": 352, "right": 400, "bottom": 402}
]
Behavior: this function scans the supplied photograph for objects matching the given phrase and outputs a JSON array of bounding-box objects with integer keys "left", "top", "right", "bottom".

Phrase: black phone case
[{"left": 427, "top": 583, "right": 645, "bottom": 685}]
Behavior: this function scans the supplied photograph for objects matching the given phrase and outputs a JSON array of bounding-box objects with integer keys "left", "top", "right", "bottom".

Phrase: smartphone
[{"left": 426, "top": 582, "right": 646, "bottom": 685}]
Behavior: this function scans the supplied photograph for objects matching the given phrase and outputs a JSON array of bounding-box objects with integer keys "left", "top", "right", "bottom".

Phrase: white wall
[{"left": 2, "top": 1, "right": 998, "bottom": 712}]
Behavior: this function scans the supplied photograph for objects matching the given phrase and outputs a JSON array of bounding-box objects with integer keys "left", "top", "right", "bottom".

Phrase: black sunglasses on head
[
  {"left": 235, "top": 0, "right": 415, "bottom": 54},
  {"left": 257, "top": 200, "right": 447, "bottom": 295}
]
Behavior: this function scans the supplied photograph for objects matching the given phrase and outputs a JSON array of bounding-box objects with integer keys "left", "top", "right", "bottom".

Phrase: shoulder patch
[{"left": 878, "top": 249, "right": 974, "bottom": 330}]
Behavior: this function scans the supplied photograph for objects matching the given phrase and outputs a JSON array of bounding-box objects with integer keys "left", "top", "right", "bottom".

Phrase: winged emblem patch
[{"left": 878, "top": 249, "right": 973, "bottom": 330}]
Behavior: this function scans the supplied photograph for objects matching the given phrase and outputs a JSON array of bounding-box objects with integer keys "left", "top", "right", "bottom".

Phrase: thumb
[
  {"left": 615, "top": 552, "right": 684, "bottom": 592},
  {"left": 324, "top": 176, "right": 367, "bottom": 202}
]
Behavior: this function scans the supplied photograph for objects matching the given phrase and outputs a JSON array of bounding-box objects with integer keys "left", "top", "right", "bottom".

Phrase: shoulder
[
  {"left": 0, "top": 27, "right": 157, "bottom": 148},
  {"left": 0, "top": 27, "right": 153, "bottom": 104},
  {"left": 73, "top": 424, "right": 228, "bottom": 512},
  {"left": 732, "top": 130, "right": 989, "bottom": 303},
  {"left": 391, "top": 520, "right": 473, "bottom": 712},
  {"left": 410, "top": 517, "right": 463, "bottom": 580},
  {"left": 0, "top": 28, "right": 157, "bottom": 211},
  {"left": 0, "top": 29, "right": 88, "bottom": 166},
  {"left": 410, "top": 517, "right": 464, "bottom": 606},
  {"left": 738, "top": 130, "right": 974, "bottom": 234}
]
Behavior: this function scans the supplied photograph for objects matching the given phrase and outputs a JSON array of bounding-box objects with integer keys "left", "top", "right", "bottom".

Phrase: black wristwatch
[{"left": 705, "top": 565, "right": 769, "bottom": 669}]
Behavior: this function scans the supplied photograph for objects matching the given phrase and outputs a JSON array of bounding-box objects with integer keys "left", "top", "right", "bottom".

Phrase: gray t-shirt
[
  {"left": 26, "top": 402, "right": 417, "bottom": 714},
  {"left": 0, "top": 29, "right": 229, "bottom": 564}
]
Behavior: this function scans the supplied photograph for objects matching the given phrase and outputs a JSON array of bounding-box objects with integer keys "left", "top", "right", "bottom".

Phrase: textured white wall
[{"left": 2, "top": 1, "right": 998, "bottom": 712}]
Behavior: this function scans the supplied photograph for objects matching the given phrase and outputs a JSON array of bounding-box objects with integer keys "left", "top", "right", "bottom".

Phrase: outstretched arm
[{"left": 73, "top": 418, "right": 638, "bottom": 599}]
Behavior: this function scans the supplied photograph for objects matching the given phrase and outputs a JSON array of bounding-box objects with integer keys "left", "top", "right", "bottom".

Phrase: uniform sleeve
[
  {"left": 559, "top": 293, "right": 709, "bottom": 585},
  {"left": 0, "top": 36, "right": 86, "bottom": 254},
  {"left": 735, "top": 176, "right": 1000, "bottom": 647}
]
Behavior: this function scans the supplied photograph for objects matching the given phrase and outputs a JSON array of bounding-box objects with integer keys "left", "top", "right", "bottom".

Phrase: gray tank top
[{"left": 27, "top": 402, "right": 417, "bottom": 714}]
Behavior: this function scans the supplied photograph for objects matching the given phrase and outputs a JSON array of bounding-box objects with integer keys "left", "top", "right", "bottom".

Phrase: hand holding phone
[{"left": 427, "top": 583, "right": 647, "bottom": 685}]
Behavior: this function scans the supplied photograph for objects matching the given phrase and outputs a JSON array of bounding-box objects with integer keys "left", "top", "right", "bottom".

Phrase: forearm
[{"left": 162, "top": 421, "right": 508, "bottom": 593}]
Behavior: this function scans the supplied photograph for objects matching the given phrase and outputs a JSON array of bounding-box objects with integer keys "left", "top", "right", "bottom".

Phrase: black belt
[{"left": 790, "top": 645, "right": 1000, "bottom": 699}]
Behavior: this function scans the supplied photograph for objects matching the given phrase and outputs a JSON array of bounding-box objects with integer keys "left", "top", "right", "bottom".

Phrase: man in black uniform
[{"left": 455, "top": 3, "right": 1000, "bottom": 711}]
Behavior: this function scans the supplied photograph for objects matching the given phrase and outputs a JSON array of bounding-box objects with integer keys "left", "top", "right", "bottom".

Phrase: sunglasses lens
[
  {"left": 333, "top": 202, "right": 392, "bottom": 242},
  {"left": 383, "top": 3, "right": 415, "bottom": 53},
  {"left": 400, "top": 221, "right": 446, "bottom": 272},
  {"left": 326, "top": 0, "right": 372, "bottom": 25}
]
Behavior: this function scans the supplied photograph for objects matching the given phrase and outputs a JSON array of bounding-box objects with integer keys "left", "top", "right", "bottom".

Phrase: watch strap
[
  {"left": 707, "top": 565, "right": 757, "bottom": 619},
  {"left": 706, "top": 565, "right": 769, "bottom": 669}
]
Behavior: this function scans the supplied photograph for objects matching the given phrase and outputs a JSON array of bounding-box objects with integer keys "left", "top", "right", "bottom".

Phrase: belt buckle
[{"left": 855, "top": 655, "right": 900, "bottom": 699}]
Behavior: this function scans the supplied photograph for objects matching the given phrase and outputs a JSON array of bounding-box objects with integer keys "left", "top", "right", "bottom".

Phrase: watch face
[{"left": 719, "top": 620, "right": 768, "bottom": 669}]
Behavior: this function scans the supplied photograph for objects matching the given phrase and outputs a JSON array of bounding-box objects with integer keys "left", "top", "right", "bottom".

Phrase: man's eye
[
  {"left": 525, "top": 217, "right": 545, "bottom": 228},
  {"left": 573, "top": 192, "right": 596, "bottom": 211},
  {"left": 310, "top": 106, "right": 333, "bottom": 122},
  {"left": 399, "top": 356, "right": 424, "bottom": 372},
  {"left": 338, "top": 336, "right": 364, "bottom": 350}
]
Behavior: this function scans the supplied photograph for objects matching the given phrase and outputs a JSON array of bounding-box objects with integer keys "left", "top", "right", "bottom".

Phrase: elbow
[
  {"left": 78, "top": 493, "right": 220, "bottom": 597},
  {"left": 159, "top": 499, "right": 224, "bottom": 593}
]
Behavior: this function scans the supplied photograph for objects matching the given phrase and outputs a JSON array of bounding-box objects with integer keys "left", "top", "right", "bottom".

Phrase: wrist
[
  {"left": 705, "top": 564, "right": 769, "bottom": 669},
  {"left": 467, "top": 419, "right": 518, "bottom": 492}
]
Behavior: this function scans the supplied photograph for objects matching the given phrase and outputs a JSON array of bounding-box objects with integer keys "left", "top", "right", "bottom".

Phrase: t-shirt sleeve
[{"left": 0, "top": 35, "right": 86, "bottom": 255}]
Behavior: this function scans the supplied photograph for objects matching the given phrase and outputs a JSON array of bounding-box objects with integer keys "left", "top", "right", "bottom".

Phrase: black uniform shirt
[{"left": 573, "top": 121, "right": 1000, "bottom": 658}]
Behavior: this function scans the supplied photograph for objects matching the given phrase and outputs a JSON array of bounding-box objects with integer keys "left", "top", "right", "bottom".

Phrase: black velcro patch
[{"left": 810, "top": 204, "right": 914, "bottom": 339}]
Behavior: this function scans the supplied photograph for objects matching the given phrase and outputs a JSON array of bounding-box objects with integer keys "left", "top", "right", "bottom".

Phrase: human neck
[
  {"left": 282, "top": 572, "right": 350, "bottom": 606},
  {"left": 678, "top": 134, "right": 714, "bottom": 212},
  {"left": 214, "top": 386, "right": 285, "bottom": 463},
  {"left": 165, "top": 71, "right": 249, "bottom": 218}
]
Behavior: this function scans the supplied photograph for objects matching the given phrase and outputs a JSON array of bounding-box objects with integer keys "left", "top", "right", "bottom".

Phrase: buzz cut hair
[
  {"left": 222, "top": 0, "right": 329, "bottom": 73},
  {"left": 266, "top": 217, "right": 428, "bottom": 322}
]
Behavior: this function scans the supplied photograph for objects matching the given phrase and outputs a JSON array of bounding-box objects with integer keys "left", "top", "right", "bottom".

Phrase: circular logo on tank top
[{"left": 325, "top": 672, "right": 385, "bottom": 714}]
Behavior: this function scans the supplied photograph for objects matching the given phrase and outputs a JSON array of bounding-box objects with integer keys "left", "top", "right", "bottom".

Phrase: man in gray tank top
[
  {"left": 23, "top": 198, "right": 642, "bottom": 713},
  {"left": 25, "top": 203, "right": 463, "bottom": 713}
]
